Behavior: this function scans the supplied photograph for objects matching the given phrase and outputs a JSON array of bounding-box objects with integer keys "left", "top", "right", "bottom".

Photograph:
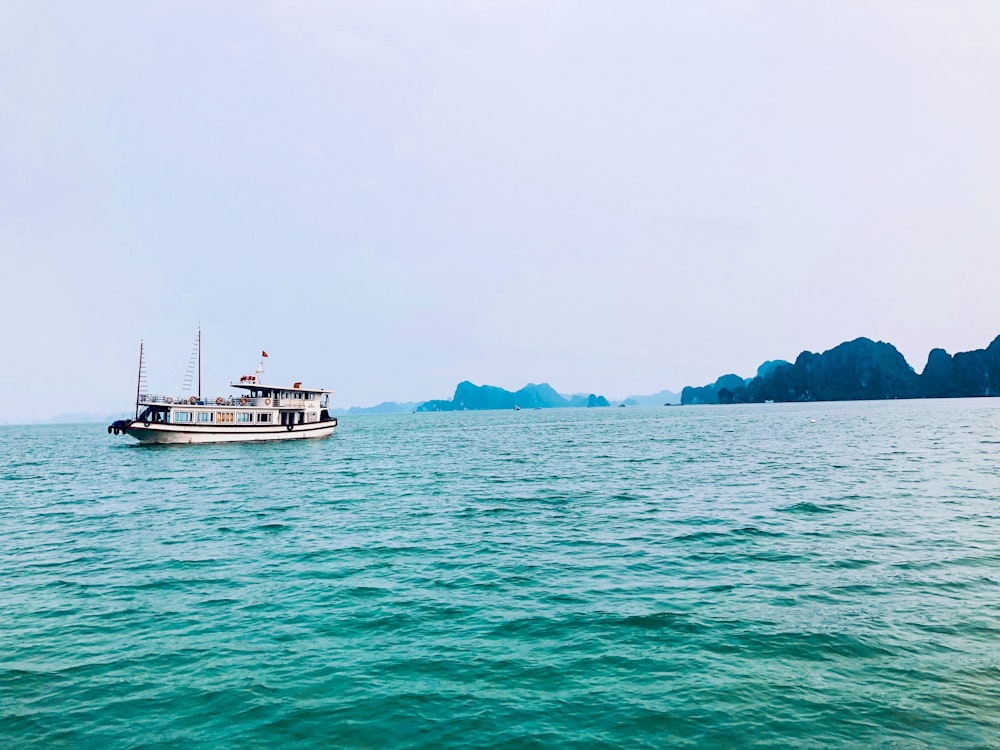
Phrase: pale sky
[{"left": 3, "top": 2, "right": 999, "bottom": 423}]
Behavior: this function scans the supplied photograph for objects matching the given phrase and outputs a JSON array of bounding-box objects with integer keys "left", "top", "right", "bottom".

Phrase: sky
[{"left": 3, "top": 1, "right": 1000, "bottom": 423}]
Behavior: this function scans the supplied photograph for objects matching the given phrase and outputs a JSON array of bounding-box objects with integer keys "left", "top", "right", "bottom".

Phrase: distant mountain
[
  {"left": 32, "top": 412, "right": 123, "bottom": 425},
  {"left": 681, "top": 335, "right": 1000, "bottom": 404},
  {"left": 680, "top": 374, "right": 748, "bottom": 405},
  {"left": 563, "top": 392, "right": 613, "bottom": 408},
  {"left": 417, "top": 381, "right": 610, "bottom": 412},
  {"left": 756, "top": 360, "right": 792, "bottom": 379},
  {"left": 334, "top": 401, "right": 420, "bottom": 416},
  {"left": 621, "top": 389, "right": 681, "bottom": 406}
]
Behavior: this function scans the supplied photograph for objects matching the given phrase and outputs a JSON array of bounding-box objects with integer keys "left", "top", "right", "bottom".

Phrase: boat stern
[{"left": 108, "top": 419, "right": 132, "bottom": 436}]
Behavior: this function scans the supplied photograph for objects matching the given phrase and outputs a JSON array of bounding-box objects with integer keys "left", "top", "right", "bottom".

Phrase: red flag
[{"left": 262, "top": 350, "right": 269, "bottom": 357}]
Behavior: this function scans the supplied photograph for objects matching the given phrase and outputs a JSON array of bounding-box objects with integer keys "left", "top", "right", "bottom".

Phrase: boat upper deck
[{"left": 139, "top": 388, "right": 329, "bottom": 409}]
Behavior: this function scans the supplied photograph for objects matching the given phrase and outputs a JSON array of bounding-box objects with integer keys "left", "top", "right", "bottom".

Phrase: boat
[{"left": 108, "top": 335, "right": 337, "bottom": 444}]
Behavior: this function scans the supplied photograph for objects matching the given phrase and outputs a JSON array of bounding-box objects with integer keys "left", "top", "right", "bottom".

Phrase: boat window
[
  {"left": 236, "top": 412, "right": 252, "bottom": 423},
  {"left": 173, "top": 411, "right": 193, "bottom": 423},
  {"left": 216, "top": 412, "right": 234, "bottom": 424},
  {"left": 257, "top": 413, "right": 272, "bottom": 423},
  {"left": 197, "top": 412, "right": 213, "bottom": 423}
]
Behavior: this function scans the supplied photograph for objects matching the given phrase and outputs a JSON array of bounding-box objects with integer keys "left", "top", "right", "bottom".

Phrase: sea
[{"left": 2, "top": 399, "right": 999, "bottom": 749}]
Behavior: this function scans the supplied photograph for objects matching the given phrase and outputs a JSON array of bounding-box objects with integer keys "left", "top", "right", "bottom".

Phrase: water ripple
[{"left": 2, "top": 400, "right": 1000, "bottom": 747}]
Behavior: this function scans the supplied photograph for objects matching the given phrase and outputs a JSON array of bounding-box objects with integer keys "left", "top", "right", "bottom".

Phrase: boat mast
[
  {"left": 197, "top": 326, "right": 202, "bottom": 401},
  {"left": 135, "top": 340, "right": 144, "bottom": 420}
]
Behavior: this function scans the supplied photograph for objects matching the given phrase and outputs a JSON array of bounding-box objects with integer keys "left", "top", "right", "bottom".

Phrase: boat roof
[{"left": 231, "top": 377, "right": 334, "bottom": 394}]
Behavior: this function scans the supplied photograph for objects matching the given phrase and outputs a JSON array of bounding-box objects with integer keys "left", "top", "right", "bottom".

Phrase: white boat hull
[{"left": 121, "top": 420, "right": 337, "bottom": 444}]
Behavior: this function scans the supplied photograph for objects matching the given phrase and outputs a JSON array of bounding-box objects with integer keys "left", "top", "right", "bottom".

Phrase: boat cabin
[{"left": 136, "top": 373, "right": 334, "bottom": 429}]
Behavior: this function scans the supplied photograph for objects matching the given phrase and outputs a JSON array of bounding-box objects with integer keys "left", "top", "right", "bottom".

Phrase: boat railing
[
  {"left": 139, "top": 393, "right": 178, "bottom": 405},
  {"left": 139, "top": 393, "right": 316, "bottom": 409},
  {"left": 260, "top": 398, "right": 315, "bottom": 408},
  {"left": 140, "top": 393, "right": 253, "bottom": 407}
]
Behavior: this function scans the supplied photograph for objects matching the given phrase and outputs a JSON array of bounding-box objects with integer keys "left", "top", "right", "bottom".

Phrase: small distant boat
[
  {"left": 108, "top": 332, "right": 337, "bottom": 444},
  {"left": 514, "top": 405, "right": 521, "bottom": 411}
]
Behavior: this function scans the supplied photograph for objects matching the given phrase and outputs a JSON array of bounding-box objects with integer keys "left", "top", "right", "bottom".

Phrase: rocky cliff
[
  {"left": 681, "top": 335, "right": 1000, "bottom": 404},
  {"left": 418, "top": 381, "right": 610, "bottom": 412}
]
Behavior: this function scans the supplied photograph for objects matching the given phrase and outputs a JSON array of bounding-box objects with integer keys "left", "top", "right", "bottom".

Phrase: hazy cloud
[{"left": 2, "top": 2, "right": 999, "bottom": 422}]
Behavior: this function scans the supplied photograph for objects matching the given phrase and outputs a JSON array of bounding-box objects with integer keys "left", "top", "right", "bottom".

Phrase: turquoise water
[{"left": 2, "top": 400, "right": 1000, "bottom": 748}]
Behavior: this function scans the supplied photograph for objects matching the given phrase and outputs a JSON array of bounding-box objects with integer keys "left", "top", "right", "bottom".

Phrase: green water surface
[{"left": 2, "top": 400, "right": 999, "bottom": 748}]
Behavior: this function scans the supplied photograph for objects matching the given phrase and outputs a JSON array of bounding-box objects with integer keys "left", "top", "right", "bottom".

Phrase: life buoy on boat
[
  {"left": 166, "top": 396, "right": 173, "bottom": 404},
  {"left": 215, "top": 396, "right": 223, "bottom": 405},
  {"left": 240, "top": 397, "right": 248, "bottom": 406},
  {"left": 189, "top": 396, "right": 197, "bottom": 405},
  {"left": 264, "top": 398, "right": 271, "bottom": 405},
  {"left": 286, "top": 423, "right": 293, "bottom": 431}
]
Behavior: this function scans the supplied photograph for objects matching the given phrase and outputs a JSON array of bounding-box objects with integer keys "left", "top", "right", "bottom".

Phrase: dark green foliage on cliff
[
  {"left": 420, "top": 381, "right": 513, "bottom": 412},
  {"left": 681, "top": 374, "right": 749, "bottom": 405},
  {"left": 920, "top": 348, "right": 955, "bottom": 397},
  {"left": 762, "top": 338, "right": 920, "bottom": 402},
  {"left": 925, "top": 335, "right": 1000, "bottom": 397},
  {"left": 681, "top": 335, "right": 1000, "bottom": 404},
  {"left": 417, "top": 382, "right": 611, "bottom": 412},
  {"left": 756, "top": 360, "right": 792, "bottom": 379}
]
